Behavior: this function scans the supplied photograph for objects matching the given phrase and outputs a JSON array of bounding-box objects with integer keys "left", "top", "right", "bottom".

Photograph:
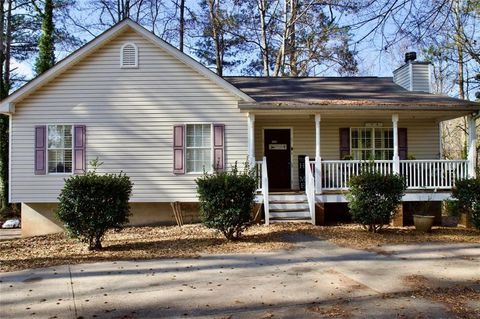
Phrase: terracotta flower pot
[{"left": 413, "top": 215, "right": 435, "bottom": 232}]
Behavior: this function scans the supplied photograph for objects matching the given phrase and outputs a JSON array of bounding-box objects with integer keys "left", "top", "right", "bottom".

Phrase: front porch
[{"left": 247, "top": 111, "right": 478, "bottom": 225}]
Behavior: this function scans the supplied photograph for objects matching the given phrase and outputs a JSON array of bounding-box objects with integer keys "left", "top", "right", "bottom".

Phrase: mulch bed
[{"left": 0, "top": 224, "right": 297, "bottom": 272}]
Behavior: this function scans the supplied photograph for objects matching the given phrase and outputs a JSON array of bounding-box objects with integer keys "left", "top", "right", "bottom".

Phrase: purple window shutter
[
  {"left": 173, "top": 125, "right": 185, "bottom": 174},
  {"left": 339, "top": 128, "right": 350, "bottom": 159},
  {"left": 34, "top": 126, "right": 47, "bottom": 175},
  {"left": 74, "top": 125, "right": 86, "bottom": 174},
  {"left": 213, "top": 124, "right": 225, "bottom": 170},
  {"left": 398, "top": 128, "right": 408, "bottom": 160}
]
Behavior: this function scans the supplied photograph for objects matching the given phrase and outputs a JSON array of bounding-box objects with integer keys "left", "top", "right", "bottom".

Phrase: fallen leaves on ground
[
  {"left": 401, "top": 275, "right": 480, "bottom": 319},
  {"left": 1, "top": 223, "right": 479, "bottom": 273},
  {"left": 301, "top": 224, "right": 480, "bottom": 251},
  {"left": 0, "top": 224, "right": 296, "bottom": 272}
]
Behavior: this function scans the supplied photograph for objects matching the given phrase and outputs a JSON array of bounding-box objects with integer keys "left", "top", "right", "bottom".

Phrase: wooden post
[{"left": 391, "top": 203, "right": 404, "bottom": 227}]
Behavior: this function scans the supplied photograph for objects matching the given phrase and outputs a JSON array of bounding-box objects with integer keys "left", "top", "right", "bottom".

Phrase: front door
[{"left": 264, "top": 129, "right": 291, "bottom": 190}]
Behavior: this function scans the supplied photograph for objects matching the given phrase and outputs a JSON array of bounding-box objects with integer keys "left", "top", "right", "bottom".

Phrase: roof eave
[
  {"left": 238, "top": 102, "right": 480, "bottom": 112},
  {"left": 0, "top": 19, "right": 254, "bottom": 110}
]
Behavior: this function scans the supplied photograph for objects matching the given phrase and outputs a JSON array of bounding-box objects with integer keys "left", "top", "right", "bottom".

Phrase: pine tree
[{"left": 34, "top": 0, "right": 55, "bottom": 75}]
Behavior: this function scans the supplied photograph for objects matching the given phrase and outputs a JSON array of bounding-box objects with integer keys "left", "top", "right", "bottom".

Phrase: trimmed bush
[
  {"left": 347, "top": 171, "right": 406, "bottom": 233},
  {"left": 56, "top": 169, "right": 133, "bottom": 250},
  {"left": 196, "top": 163, "right": 257, "bottom": 240},
  {"left": 452, "top": 178, "right": 480, "bottom": 230}
]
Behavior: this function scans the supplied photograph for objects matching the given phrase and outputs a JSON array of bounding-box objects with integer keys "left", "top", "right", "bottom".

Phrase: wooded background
[{"left": 0, "top": 0, "right": 479, "bottom": 211}]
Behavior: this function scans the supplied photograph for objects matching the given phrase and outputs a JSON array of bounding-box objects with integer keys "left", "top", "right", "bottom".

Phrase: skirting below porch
[{"left": 316, "top": 190, "right": 454, "bottom": 203}]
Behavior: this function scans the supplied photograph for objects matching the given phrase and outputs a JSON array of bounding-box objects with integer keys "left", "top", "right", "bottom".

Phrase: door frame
[{"left": 262, "top": 127, "right": 294, "bottom": 190}]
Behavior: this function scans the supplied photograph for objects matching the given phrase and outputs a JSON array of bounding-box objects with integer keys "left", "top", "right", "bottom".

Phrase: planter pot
[
  {"left": 413, "top": 215, "right": 435, "bottom": 232},
  {"left": 442, "top": 216, "right": 459, "bottom": 227}
]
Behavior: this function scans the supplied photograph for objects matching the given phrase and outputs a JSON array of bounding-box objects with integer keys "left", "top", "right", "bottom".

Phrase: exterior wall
[
  {"left": 255, "top": 115, "right": 440, "bottom": 190},
  {"left": 21, "top": 202, "right": 200, "bottom": 237},
  {"left": 11, "top": 29, "right": 247, "bottom": 203}
]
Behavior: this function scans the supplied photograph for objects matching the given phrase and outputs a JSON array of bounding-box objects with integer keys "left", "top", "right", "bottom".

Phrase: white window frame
[
  {"left": 120, "top": 42, "right": 138, "bottom": 68},
  {"left": 47, "top": 124, "right": 74, "bottom": 175},
  {"left": 185, "top": 123, "right": 213, "bottom": 174},
  {"left": 350, "top": 127, "right": 394, "bottom": 160}
]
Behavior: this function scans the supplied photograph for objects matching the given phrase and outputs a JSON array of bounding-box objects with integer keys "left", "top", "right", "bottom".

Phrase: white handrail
[
  {"left": 255, "top": 160, "right": 263, "bottom": 192},
  {"left": 400, "top": 159, "right": 469, "bottom": 189},
  {"left": 305, "top": 156, "right": 315, "bottom": 225},
  {"left": 321, "top": 160, "right": 394, "bottom": 190},
  {"left": 320, "top": 159, "right": 469, "bottom": 191},
  {"left": 261, "top": 156, "right": 269, "bottom": 225}
]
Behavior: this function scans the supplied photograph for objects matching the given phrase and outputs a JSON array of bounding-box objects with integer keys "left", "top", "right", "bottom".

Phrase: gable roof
[
  {"left": 0, "top": 19, "right": 253, "bottom": 113},
  {"left": 225, "top": 76, "right": 480, "bottom": 111}
]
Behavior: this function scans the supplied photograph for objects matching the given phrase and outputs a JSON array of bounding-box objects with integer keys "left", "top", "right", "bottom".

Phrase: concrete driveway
[{"left": 1, "top": 234, "right": 479, "bottom": 318}]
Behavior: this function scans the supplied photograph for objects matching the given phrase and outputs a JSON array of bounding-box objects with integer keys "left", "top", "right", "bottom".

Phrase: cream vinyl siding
[
  {"left": 11, "top": 30, "right": 247, "bottom": 203},
  {"left": 255, "top": 115, "right": 440, "bottom": 190}
]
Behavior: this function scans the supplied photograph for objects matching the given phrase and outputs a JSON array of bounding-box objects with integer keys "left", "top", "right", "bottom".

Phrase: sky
[{"left": 11, "top": 1, "right": 440, "bottom": 86}]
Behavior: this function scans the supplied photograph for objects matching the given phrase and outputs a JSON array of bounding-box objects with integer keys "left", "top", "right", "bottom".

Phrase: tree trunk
[
  {"left": 179, "top": 0, "right": 185, "bottom": 52},
  {"left": 208, "top": 0, "right": 223, "bottom": 76},
  {"left": 4, "top": 0, "right": 12, "bottom": 93},
  {"left": 288, "top": 0, "right": 298, "bottom": 76},
  {"left": 0, "top": 0, "right": 5, "bottom": 98},
  {"left": 273, "top": 0, "right": 289, "bottom": 76},
  {"left": 257, "top": 0, "right": 269, "bottom": 76},
  {"left": 34, "top": 0, "right": 56, "bottom": 75}
]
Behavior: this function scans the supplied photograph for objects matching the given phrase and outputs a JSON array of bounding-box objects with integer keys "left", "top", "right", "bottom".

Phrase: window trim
[
  {"left": 47, "top": 124, "right": 74, "bottom": 175},
  {"left": 120, "top": 42, "right": 138, "bottom": 69},
  {"left": 184, "top": 123, "right": 214, "bottom": 174},
  {"left": 350, "top": 126, "right": 394, "bottom": 160}
]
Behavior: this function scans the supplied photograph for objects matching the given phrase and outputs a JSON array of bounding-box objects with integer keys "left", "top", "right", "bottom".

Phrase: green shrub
[
  {"left": 196, "top": 163, "right": 257, "bottom": 240},
  {"left": 56, "top": 167, "right": 133, "bottom": 250},
  {"left": 452, "top": 178, "right": 480, "bottom": 230},
  {"left": 347, "top": 171, "right": 406, "bottom": 233}
]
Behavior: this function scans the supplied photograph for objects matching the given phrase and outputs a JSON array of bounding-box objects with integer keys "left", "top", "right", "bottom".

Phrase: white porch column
[
  {"left": 247, "top": 112, "right": 255, "bottom": 165},
  {"left": 467, "top": 115, "right": 478, "bottom": 178},
  {"left": 315, "top": 114, "right": 322, "bottom": 193},
  {"left": 392, "top": 114, "right": 400, "bottom": 174}
]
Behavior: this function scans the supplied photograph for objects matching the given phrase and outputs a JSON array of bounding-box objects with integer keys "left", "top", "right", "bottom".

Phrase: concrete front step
[
  {"left": 269, "top": 194, "right": 307, "bottom": 202},
  {"left": 270, "top": 210, "right": 310, "bottom": 218},
  {"left": 270, "top": 203, "right": 309, "bottom": 210},
  {"left": 270, "top": 217, "right": 312, "bottom": 223}
]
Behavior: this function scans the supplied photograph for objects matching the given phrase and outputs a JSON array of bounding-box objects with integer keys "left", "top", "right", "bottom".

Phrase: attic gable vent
[{"left": 120, "top": 43, "right": 138, "bottom": 68}]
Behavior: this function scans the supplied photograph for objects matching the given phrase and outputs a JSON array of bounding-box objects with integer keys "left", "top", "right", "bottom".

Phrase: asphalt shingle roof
[{"left": 224, "top": 76, "right": 479, "bottom": 110}]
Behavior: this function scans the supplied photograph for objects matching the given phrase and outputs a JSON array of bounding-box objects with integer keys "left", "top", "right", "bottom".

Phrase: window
[
  {"left": 185, "top": 124, "right": 211, "bottom": 173},
  {"left": 120, "top": 43, "right": 138, "bottom": 68},
  {"left": 351, "top": 127, "right": 393, "bottom": 160},
  {"left": 48, "top": 125, "right": 73, "bottom": 173}
]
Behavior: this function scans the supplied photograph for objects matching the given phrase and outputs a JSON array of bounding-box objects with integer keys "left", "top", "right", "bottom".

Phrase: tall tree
[
  {"left": 193, "top": 0, "right": 245, "bottom": 76},
  {"left": 32, "top": 0, "right": 56, "bottom": 74}
]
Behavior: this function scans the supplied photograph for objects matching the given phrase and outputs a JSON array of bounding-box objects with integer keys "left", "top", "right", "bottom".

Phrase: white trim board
[
  {"left": 0, "top": 19, "right": 253, "bottom": 112},
  {"left": 316, "top": 192, "right": 453, "bottom": 203}
]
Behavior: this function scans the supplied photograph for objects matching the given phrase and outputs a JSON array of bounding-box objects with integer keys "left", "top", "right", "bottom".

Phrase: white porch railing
[
  {"left": 400, "top": 160, "right": 469, "bottom": 189},
  {"left": 319, "top": 159, "right": 469, "bottom": 191},
  {"left": 304, "top": 157, "right": 316, "bottom": 225},
  {"left": 321, "top": 160, "right": 394, "bottom": 190}
]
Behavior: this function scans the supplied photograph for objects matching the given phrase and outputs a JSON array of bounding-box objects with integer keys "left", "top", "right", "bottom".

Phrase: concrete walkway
[{"left": 1, "top": 235, "right": 479, "bottom": 318}]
